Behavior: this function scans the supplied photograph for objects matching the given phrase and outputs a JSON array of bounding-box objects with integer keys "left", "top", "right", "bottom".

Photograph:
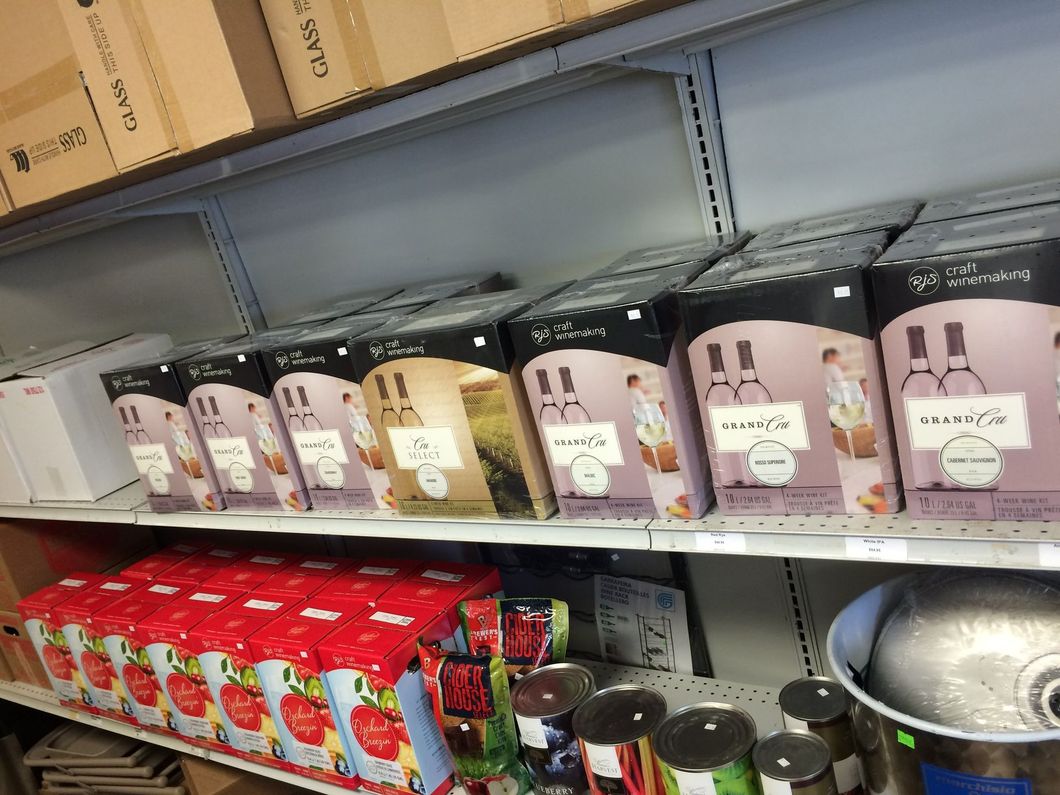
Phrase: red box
[
  {"left": 187, "top": 611, "right": 291, "bottom": 771},
  {"left": 257, "top": 571, "right": 330, "bottom": 600},
  {"left": 354, "top": 603, "right": 449, "bottom": 637},
  {"left": 249, "top": 612, "right": 360, "bottom": 789},
  {"left": 203, "top": 567, "right": 273, "bottom": 591},
  {"left": 320, "top": 575, "right": 393, "bottom": 606},
  {"left": 285, "top": 596, "right": 364, "bottom": 630},
  {"left": 94, "top": 593, "right": 184, "bottom": 735},
  {"left": 349, "top": 559, "right": 419, "bottom": 581},
  {"left": 290, "top": 555, "right": 356, "bottom": 577},
  {"left": 235, "top": 552, "right": 300, "bottom": 574},
  {"left": 175, "top": 584, "right": 248, "bottom": 612},
  {"left": 138, "top": 602, "right": 229, "bottom": 751},
  {"left": 122, "top": 551, "right": 184, "bottom": 581},
  {"left": 137, "top": 580, "right": 194, "bottom": 604},
  {"left": 228, "top": 591, "right": 305, "bottom": 620},
  {"left": 161, "top": 543, "right": 207, "bottom": 558},
  {"left": 192, "top": 547, "right": 249, "bottom": 566},
  {"left": 376, "top": 580, "right": 479, "bottom": 651},
  {"left": 408, "top": 561, "right": 503, "bottom": 597},
  {"left": 16, "top": 575, "right": 102, "bottom": 710},
  {"left": 162, "top": 558, "right": 231, "bottom": 584}
]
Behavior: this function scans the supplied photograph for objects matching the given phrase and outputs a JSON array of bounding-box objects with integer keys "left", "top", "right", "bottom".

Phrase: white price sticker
[
  {"left": 694, "top": 531, "right": 747, "bottom": 554},
  {"left": 59, "top": 578, "right": 87, "bottom": 587},
  {"left": 101, "top": 582, "right": 131, "bottom": 591},
  {"left": 369, "top": 611, "right": 414, "bottom": 626},
  {"left": 189, "top": 592, "right": 226, "bottom": 603},
  {"left": 845, "top": 536, "right": 908, "bottom": 562},
  {"left": 244, "top": 599, "right": 283, "bottom": 611},
  {"left": 1039, "top": 542, "right": 1060, "bottom": 568},
  {"left": 300, "top": 607, "right": 342, "bottom": 622},
  {"left": 148, "top": 584, "right": 180, "bottom": 595}
]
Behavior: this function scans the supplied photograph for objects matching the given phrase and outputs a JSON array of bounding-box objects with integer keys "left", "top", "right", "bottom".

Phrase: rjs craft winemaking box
[
  {"left": 679, "top": 237, "right": 901, "bottom": 515},
  {"left": 873, "top": 204, "right": 1060, "bottom": 520},
  {"left": 350, "top": 289, "right": 561, "bottom": 519}
]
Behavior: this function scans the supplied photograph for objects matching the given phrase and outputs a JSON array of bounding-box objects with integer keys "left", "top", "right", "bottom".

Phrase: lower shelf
[{"left": 0, "top": 661, "right": 782, "bottom": 793}]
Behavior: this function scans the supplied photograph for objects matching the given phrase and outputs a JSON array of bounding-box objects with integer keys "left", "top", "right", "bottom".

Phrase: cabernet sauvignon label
[
  {"left": 542, "top": 422, "right": 624, "bottom": 467},
  {"left": 707, "top": 402, "right": 810, "bottom": 452},
  {"left": 905, "top": 393, "right": 1030, "bottom": 449},
  {"left": 386, "top": 426, "right": 463, "bottom": 470}
]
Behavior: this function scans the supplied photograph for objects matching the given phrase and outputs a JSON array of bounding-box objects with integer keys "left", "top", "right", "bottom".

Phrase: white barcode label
[
  {"left": 301, "top": 561, "right": 338, "bottom": 570},
  {"left": 101, "top": 582, "right": 131, "bottom": 591},
  {"left": 189, "top": 592, "right": 226, "bottom": 603},
  {"left": 249, "top": 555, "right": 284, "bottom": 566},
  {"left": 244, "top": 599, "right": 283, "bottom": 611},
  {"left": 300, "top": 607, "right": 342, "bottom": 622},
  {"left": 148, "top": 584, "right": 180, "bottom": 595},
  {"left": 369, "top": 611, "right": 414, "bottom": 627},
  {"left": 359, "top": 566, "right": 398, "bottom": 576},
  {"left": 421, "top": 569, "right": 465, "bottom": 582},
  {"left": 59, "top": 578, "right": 87, "bottom": 587}
]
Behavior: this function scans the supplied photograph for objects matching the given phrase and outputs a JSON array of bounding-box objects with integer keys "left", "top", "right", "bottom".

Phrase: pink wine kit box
[
  {"left": 175, "top": 339, "right": 310, "bottom": 512},
  {"left": 509, "top": 263, "right": 713, "bottom": 519},
  {"left": 679, "top": 236, "right": 901, "bottom": 515},
  {"left": 873, "top": 203, "right": 1060, "bottom": 520}
]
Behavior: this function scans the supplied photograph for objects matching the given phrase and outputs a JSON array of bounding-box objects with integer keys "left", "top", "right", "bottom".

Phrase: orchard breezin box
[
  {"left": 176, "top": 340, "right": 310, "bottom": 512},
  {"left": 101, "top": 338, "right": 241, "bottom": 513},
  {"left": 509, "top": 263, "right": 712, "bottom": 519},
  {"left": 260, "top": 316, "right": 397, "bottom": 511},
  {"left": 350, "top": 290, "right": 562, "bottom": 519},
  {"left": 679, "top": 239, "right": 901, "bottom": 516},
  {"left": 873, "top": 203, "right": 1060, "bottom": 520}
]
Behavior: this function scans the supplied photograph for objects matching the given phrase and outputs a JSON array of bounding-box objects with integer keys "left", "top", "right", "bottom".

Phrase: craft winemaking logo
[{"left": 908, "top": 266, "right": 940, "bottom": 295}]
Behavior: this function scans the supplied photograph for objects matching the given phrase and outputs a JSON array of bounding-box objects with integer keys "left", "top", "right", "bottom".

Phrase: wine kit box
[
  {"left": 509, "top": 264, "right": 713, "bottom": 519},
  {"left": 369, "top": 273, "right": 504, "bottom": 313},
  {"left": 0, "top": 610, "right": 49, "bottom": 688},
  {"left": 873, "top": 203, "right": 1060, "bottom": 520},
  {"left": 679, "top": 241, "right": 901, "bottom": 515},
  {"left": 350, "top": 297, "right": 556, "bottom": 519},
  {"left": 320, "top": 615, "right": 455, "bottom": 795},
  {"left": 584, "top": 235, "right": 743, "bottom": 281},
  {"left": 17, "top": 576, "right": 103, "bottom": 710},
  {"left": 288, "top": 288, "right": 405, "bottom": 326},
  {"left": 175, "top": 340, "right": 310, "bottom": 512},
  {"left": 249, "top": 609, "right": 361, "bottom": 788},
  {"left": 0, "top": 334, "right": 172, "bottom": 502},
  {"left": 916, "top": 177, "right": 1060, "bottom": 225},
  {"left": 744, "top": 200, "right": 922, "bottom": 252},
  {"left": 101, "top": 338, "right": 243, "bottom": 513},
  {"left": 260, "top": 316, "right": 397, "bottom": 510}
]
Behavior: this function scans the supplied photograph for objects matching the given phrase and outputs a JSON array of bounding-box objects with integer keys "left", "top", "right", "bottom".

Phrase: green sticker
[{"left": 897, "top": 729, "right": 915, "bottom": 749}]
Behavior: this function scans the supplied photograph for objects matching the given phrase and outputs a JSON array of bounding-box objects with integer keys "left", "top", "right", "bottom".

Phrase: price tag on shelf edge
[
  {"left": 694, "top": 531, "right": 747, "bottom": 554},
  {"left": 1038, "top": 542, "right": 1060, "bottom": 568},
  {"left": 845, "top": 536, "right": 908, "bottom": 562}
]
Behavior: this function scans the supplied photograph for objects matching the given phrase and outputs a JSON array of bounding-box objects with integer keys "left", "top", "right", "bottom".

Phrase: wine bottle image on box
[
  {"left": 704, "top": 343, "right": 753, "bottom": 487},
  {"left": 902, "top": 325, "right": 947, "bottom": 489},
  {"left": 119, "top": 406, "right": 136, "bottom": 444},
  {"left": 196, "top": 397, "right": 216, "bottom": 438},
  {"left": 282, "top": 387, "right": 304, "bottom": 432},
  {"left": 376, "top": 375, "right": 401, "bottom": 428},
  {"left": 393, "top": 373, "right": 423, "bottom": 427},
  {"left": 537, "top": 369, "right": 576, "bottom": 497},
  {"left": 296, "top": 386, "right": 323, "bottom": 431},
  {"left": 734, "top": 340, "right": 772, "bottom": 404},
  {"left": 208, "top": 396, "right": 231, "bottom": 437},
  {"left": 940, "top": 322, "right": 987, "bottom": 395},
  {"left": 130, "top": 406, "right": 152, "bottom": 444},
  {"left": 558, "top": 366, "right": 609, "bottom": 497},
  {"left": 558, "top": 367, "right": 591, "bottom": 423}
]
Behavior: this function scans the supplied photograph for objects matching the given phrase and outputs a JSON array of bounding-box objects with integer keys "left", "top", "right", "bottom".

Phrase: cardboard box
[
  {"left": 56, "top": 0, "right": 176, "bottom": 173},
  {"left": 16, "top": 575, "right": 103, "bottom": 709},
  {"left": 0, "top": 609, "right": 50, "bottom": 689},
  {"left": 0, "top": 334, "right": 172, "bottom": 502},
  {"left": 129, "top": 0, "right": 294, "bottom": 152},
  {"left": 248, "top": 612, "right": 360, "bottom": 788},
  {"left": 346, "top": 0, "right": 458, "bottom": 89},
  {"left": 320, "top": 616, "right": 454, "bottom": 795},
  {"left": 873, "top": 204, "right": 1060, "bottom": 520},
  {"left": 260, "top": 316, "right": 398, "bottom": 511},
  {"left": 442, "top": 0, "right": 575, "bottom": 60},
  {"left": 0, "top": 520, "right": 152, "bottom": 612},
  {"left": 0, "top": 0, "right": 118, "bottom": 208},
  {"left": 175, "top": 340, "right": 310, "bottom": 513},
  {"left": 187, "top": 610, "right": 290, "bottom": 771},
  {"left": 510, "top": 266, "right": 716, "bottom": 519},
  {"left": 180, "top": 754, "right": 313, "bottom": 795},
  {"left": 258, "top": 0, "right": 372, "bottom": 118},
  {"left": 679, "top": 238, "right": 902, "bottom": 516}
]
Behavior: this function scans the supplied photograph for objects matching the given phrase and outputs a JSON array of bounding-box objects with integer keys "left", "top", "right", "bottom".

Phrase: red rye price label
[
  {"left": 42, "top": 646, "right": 71, "bottom": 680},
  {"left": 221, "top": 683, "right": 261, "bottom": 731},
  {"left": 167, "top": 673, "right": 207, "bottom": 717},
  {"left": 80, "top": 651, "right": 112, "bottom": 689},
  {"left": 351, "top": 705, "right": 398, "bottom": 760},
  {"left": 123, "top": 665, "right": 157, "bottom": 706},
  {"left": 281, "top": 693, "right": 325, "bottom": 745}
]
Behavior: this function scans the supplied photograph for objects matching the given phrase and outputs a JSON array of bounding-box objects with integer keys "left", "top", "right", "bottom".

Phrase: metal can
[
  {"left": 779, "top": 677, "right": 862, "bottom": 795},
  {"left": 512, "top": 663, "right": 597, "bottom": 795},
  {"left": 653, "top": 702, "right": 761, "bottom": 795},
  {"left": 754, "top": 730, "right": 837, "bottom": 795},
  {"left": 572, "top": 684, "right": 668, "bottom": 795}
]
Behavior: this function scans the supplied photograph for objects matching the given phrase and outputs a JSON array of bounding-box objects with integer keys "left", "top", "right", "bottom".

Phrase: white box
[
  {"left": 0, "top": 334, "right": 172, "bottom": 501},
  {"left": 0, "top": 342, "right": 99, "bottom": 503}
]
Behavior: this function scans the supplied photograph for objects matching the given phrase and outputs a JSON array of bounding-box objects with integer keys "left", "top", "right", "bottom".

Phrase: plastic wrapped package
[{"left": 867, "top": 571, "right": 1060, "bottom": 732}]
